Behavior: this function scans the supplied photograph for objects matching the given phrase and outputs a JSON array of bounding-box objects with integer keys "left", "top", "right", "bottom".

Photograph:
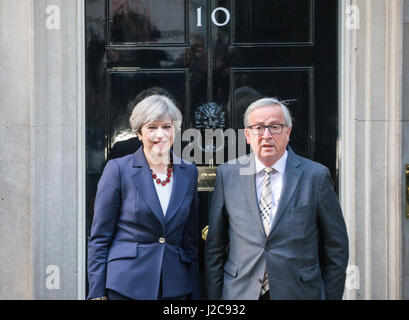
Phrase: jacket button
[{"left": 159, "top": 237, "right": 165, "bottom": 243}]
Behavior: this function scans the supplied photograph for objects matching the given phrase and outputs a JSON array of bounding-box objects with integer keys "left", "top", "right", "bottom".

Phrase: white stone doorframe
[
  {"left": 77, "top": 0, "right": 86, "bottom": 300},
  {"left": 339, "top": 0, "right": 403, "bottom": 300}
]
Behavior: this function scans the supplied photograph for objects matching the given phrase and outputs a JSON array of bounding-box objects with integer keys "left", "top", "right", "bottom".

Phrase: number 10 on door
[{"left": 197, "top": 7, "right": 231, "bottom": 27}]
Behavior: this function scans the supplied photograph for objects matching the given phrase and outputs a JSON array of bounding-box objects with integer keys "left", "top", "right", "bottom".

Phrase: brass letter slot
[
  {"left": 197, "top": 166, "right": 217, "bottom": 192},
  {"left": 406, "top": 165, "right": 409, "bottom": 219}
]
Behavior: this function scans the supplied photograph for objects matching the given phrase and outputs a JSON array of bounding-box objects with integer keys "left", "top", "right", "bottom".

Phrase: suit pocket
[
  {"left": 282, "top": 205, "right": 314, "bottom": 224},
  {"left": 292, "top": 205, "right": 314, "bottom": 215},
  {"left": 179, "top": 248, "right": 192, "bottom": 264},
  {"left": 223, "top": 259, "right": 238, "bottom": 278},
  {"left": 107, "top": 243, "right": 138, "bottom": 262},
  {"left": 299, "top": 264, "right": 321, "bottom": 282}
]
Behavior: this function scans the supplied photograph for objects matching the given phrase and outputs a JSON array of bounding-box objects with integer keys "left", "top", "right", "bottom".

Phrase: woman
[{"left": 87, "top": 94, "right": 199, "bottom": 300}]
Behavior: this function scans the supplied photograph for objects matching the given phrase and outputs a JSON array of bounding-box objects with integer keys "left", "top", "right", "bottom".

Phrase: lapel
[
  {"left": 239, "top": 153, "right": 267, "bottom": 237},
  {"left": 130, "top": 147, "right": 165, "bottom": 229},
  {"left": 165, "top": 154, "right": 190, "bottom": 223},
  {"left": 269, "top": 147, "right": 302, "bottom": 236}
]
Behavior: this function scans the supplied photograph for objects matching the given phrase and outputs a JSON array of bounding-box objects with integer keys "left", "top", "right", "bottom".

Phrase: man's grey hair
[
  {"left": 243, "top": 97, "right": 293, "bottom": 128},
  {"left": 129, "top": 94, "right": 183, "bottom": 133}
]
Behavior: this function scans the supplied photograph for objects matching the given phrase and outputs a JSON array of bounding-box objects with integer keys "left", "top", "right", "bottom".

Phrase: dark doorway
[{"left": 85, "top": 0, "right": 338, "bottom": 299}]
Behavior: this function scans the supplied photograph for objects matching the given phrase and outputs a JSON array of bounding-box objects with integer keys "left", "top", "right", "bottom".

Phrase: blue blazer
[{"left": 87, "top": 147, "right": 199, "bottom": 299}]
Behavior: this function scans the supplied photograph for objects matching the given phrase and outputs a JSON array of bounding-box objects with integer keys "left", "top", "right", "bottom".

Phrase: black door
[{"left": 85, "top": 0, "right": 338, "bottom": 298}]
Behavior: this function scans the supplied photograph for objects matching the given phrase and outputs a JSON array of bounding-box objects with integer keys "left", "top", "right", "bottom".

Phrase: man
[{"left": 205, "top": 98, "right": 349, "bottom": 300}]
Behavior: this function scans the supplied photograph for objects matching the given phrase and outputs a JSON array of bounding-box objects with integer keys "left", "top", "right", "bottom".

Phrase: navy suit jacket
[{"left": 87, "top": 147, "right": 199, "bottom": 300}]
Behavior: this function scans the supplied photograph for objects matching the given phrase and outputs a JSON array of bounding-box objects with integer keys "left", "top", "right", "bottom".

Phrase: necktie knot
[{"left": 264, "top": 167, "right": 274, "bottom": 174}]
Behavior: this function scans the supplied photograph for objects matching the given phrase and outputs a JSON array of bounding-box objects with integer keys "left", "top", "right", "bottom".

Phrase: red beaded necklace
[{"left": 151, "top": 164, "right": 173, "bottom": 186}]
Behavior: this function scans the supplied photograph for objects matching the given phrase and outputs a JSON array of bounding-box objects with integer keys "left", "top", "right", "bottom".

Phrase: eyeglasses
[{"left": 247, "top": 124, "right": 286, "bottom": 135}]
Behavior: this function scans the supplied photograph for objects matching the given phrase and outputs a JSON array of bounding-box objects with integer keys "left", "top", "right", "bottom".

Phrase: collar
[{"left": 254, "top": 150, "right": 288, "bottom": 175}]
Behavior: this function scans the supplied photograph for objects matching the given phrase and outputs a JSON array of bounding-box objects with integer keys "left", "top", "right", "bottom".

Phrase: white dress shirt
[
  {"left": 254, "top": 151, "right": 288, "bottom": 227},
  {"left": 153, "top": 173, "right": 173, "bottom": 216}
]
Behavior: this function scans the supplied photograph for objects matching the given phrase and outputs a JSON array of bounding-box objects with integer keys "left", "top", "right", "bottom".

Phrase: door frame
[
  {"left": 77, "top": 0, "right": 87, "bottom": 300},
  {"left": 338, "top": 0, "right": 355, "bottom": 300}
]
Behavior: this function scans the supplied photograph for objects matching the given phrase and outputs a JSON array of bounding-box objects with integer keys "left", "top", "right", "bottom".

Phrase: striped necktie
[
  {"left": 260, "top": 167, "right": 274, "bottom": 235},
  {"left": 259, "top": 167, "right": 275, "bottom": 295}
]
